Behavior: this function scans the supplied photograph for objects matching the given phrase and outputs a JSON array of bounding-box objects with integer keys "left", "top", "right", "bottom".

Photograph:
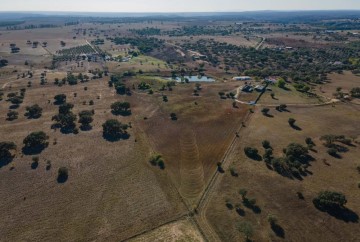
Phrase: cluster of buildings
[{"left": 233, "top": 76, "right": 278, "bottom": 93}]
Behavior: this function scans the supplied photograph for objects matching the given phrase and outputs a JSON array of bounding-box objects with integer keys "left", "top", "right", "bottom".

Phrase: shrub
[
  {"left": 278, "top": 79, "right": 286, "bottom": 88},
  {"left": 31, "top": 156, "right": 39, "bottom": 169},
  {"left": 267, "top": 214, "right": 278, "bottom": 225},
  {"left": 229, "top": 167, "right": 238, "bottom": 177},
  {"left": 46, "top": 160, "right": 51, "bottom": 170},
  {"left": 261, "top": 108, "right": 270, "bottom": 116},
  {"left": 170, "top": 113, "right": 177, "bottom": 120},
  {"left": 288, "top": 118, "right": 296, "bottom": 126},
  {"left": 239, "top": 189, "right": 247, "bottom": 199},
  {"left": 262, "top": 140, "right": 271, "bottom": 149},
  {"left": 149, "top": 154, "right": 165, "bottom": 169},
  {"left": 237, "top": 221, "right": 253, "bottom": 241},
  {"left": 57, "top": 167, "right": 69, "bottom": 183},
  {"left": 7, "top": 110, "right": 18, "bottom": 121}
]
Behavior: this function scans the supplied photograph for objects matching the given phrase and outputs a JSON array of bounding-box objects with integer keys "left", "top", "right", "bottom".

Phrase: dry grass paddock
[{"left": 206, "top": 103, "right": 360, "bottom": 242}]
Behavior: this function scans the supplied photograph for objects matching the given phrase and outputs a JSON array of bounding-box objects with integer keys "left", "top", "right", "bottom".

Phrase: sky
[{"left": 1, "top": 0, "right": 360, "bottom": 12}]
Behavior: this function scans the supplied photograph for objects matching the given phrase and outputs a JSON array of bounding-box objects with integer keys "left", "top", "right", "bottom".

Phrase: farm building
[
  {"left": 233, "top": 76, "right": 251, "bottom": 81},
  {"left": 255, "top": 85, "right": 265, "bottom": 92},
  {"left": 241, "top": 85, "right": 253, "bottom": 92}
]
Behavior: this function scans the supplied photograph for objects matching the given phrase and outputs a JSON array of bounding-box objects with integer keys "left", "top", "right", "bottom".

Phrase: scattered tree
[
  {"left": 78, "top": 110, "right": 94, "bottom": 130},
  {"left": 102, "top": 119, "right": 129, "bottom": 140},
  {"left": 170, "top": 113, "right": 177, "bottom": 120},
  {"left": 23, "top": 131, "right": 49, "bottom": 153},
  {"left": 237, "top": 221, "right": 254, "bottom": 241},
  {"left": 261, "top": 108, "right": 270, "bottom": 116},
  {"left": 57, "top": 167, "right": 68, "bottom": 183},
  {"left": 313, "top": 191, "right": 347, "bottom": 211},
  {"left": 54, "top": 94, "right": 66, "bottom": 104},
  {"left": 25, "top": 104, "right": 42, "bottom": 119},
  {"left": 288, "top": 118, "right": 296, "bottom": 127},
  {"left": 111, "top": 101, "right": 131, "bottom": 115},
  {"left": 262, "top": 140, "right": 271, "bottom": 149},
  {"left": 7, "top": 110, "right": 18, "bottom": 121}
]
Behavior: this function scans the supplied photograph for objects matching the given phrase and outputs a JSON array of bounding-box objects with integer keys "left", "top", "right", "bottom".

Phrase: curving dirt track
[{"left": 179, "top": 128, "right": 205, "bottom": 206}]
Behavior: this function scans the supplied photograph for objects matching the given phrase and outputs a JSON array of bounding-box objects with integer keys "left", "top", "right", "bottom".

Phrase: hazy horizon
[{"left": 1, "top": 0, "right": 360, "bottom": 12}]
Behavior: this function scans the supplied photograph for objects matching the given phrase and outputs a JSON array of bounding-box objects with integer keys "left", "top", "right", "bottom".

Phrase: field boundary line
[
  {"left": 194, "top": 108, "right": 253, "bottom": 242},
  {"left": 121, "top": 214, "right": 188, "bottom": 242}
]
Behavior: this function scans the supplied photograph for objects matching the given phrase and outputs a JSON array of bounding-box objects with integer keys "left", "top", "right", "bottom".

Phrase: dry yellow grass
[
  {"left": 129, "top": 218, "right": 204, "bottom": 242},
  {"left": 206, "top": 103, "right": 360, "bottom": 241},
  {"left": 0, "top": 72, "right": 188, "bottom": 241}
]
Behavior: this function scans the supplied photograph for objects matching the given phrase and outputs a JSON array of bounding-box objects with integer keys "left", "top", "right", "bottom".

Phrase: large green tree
[
  {"left": 25, "top": 104, "right": 42, "bottom": 119},
  {"left": 111, "top": 101, "right": 131, "bottom": 115},
  {"left": 313, "top": 191, "right": 347, "bottom": 210},
  {"left": 102, "top": 119, "right": 129, "bottom": 140},
  {"left": 23, "top": 131, "right": 48, "bottom": 153}
]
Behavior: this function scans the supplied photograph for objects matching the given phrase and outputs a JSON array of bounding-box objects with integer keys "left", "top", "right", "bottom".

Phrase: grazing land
[{"left": 0, "top": 11, "right": 360, "bottom": 242}]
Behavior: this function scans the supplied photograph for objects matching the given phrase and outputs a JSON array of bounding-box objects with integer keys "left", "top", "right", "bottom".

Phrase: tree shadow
[
  {"left": 334, "top": 144, "right": 349, "bottom": 153},
  {"left": 252, "top": 205, "right": 262, "bottom": 214},
  {"left": 236, "top": 207, "right": 245, "bottom": 216},
  {"left": 329, "top": 153, "right": 342, "bottom": 159},
  {"left": 226, "top": 202, "right": 234, "bottom": 210},
  {"left": 60, "top": 126, "right": 76, "bottom": 134},
  {"left": 80, "top": 125, "right": 93, "bottom": 131},
  {"left": 22, "top": 145, "right": 47, "bottom": 155},
  {"left": 316, "top": 206, "right": 359, "bottom": 223},
  {"left": 0, "top": 156, "right": 14, "bottom": 169},
  {"left": 57, "top": 174, "right": 68, "bottom": 183},
  {"left": 9, "top": 104, "right": 20, "bottom": 109},
  {"left": 217, "top": 166, "right": 225, "bottom": 173},
  {"left": 245, "top": 153, "right": 262, "bottom": 161},
  {"left": 230, "top": 170, "right": 239, "bottom": 177},
  {"left": 264, "top": 113, "right": 274, "bottom": 118},
  {"left": 290, "top": 124, "right": 302, "bottom": 131},
  {"left": 271, "top": 223, "right": 285, "bottom": 238},
  {"left": 53, "top": 101, "right": 65, "bottom": 105},
  {"left": 111, "top": 110, "right": 132, "bottom": 116},
  {"left": 25, "top": 114, "right": 41, "bottom": 119},
  {"left": 31, "top": 161, "right": 39, "bottom": 169},
  {"left": 103, "top": 133, "right": 130, "bottom": 142}
]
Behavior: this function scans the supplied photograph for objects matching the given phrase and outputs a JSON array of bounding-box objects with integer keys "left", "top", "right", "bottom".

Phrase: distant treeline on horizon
[{"left": 0, "top": 10, "right": 360, "bottom": 24}]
